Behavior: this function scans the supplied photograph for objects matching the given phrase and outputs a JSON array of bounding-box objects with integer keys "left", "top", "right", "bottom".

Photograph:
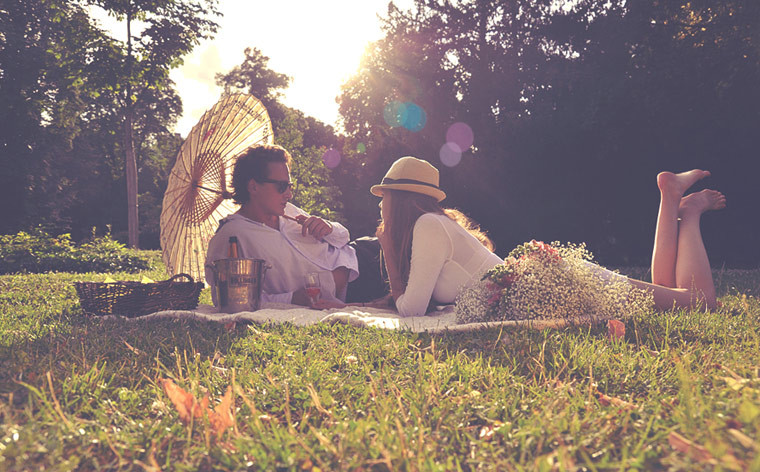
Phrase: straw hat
[{"left": 370, "top": 156, "right": 446, "bottom": 202}]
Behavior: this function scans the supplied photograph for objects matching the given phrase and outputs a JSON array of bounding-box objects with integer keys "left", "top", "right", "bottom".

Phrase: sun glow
[{"left": 168, "top": 0, "right": 412, "bottom": 137}]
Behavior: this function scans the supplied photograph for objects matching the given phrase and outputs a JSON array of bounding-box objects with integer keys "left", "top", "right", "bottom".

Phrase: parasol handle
[{"left": 194, "top": 183, "right": 234, "bottom": 200}]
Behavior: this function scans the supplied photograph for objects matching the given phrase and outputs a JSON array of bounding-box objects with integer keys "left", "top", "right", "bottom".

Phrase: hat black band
[{"left": 381, "top": 177, "right": 440, "bottom": 189}]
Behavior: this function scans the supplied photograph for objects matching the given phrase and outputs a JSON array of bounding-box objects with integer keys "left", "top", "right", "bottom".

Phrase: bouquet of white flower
[{"left": 455, "top": 240, "right": 653, "bottom": 324}]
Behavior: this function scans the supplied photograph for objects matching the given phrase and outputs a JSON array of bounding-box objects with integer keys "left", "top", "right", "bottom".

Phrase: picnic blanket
[{"left": 129, "top": 303, "right": 596, "bottom": 333}]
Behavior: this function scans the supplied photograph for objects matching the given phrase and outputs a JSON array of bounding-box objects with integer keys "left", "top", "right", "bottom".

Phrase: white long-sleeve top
[
  {"left": 205, "top": 203, "right": 358, "bottom": 305},
  {"left": 396, "top": 213, "right": 504, "bottom": 317}
]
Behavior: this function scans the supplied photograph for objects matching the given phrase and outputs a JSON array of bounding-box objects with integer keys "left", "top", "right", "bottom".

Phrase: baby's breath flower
[{"left": 455, "top": 241, "right": 654, "bottom": 324}]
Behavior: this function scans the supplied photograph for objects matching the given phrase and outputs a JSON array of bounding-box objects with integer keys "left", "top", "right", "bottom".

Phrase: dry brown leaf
[
  {"left": 728, "top": 428, "right": 757, "bottom": 450},
  {"left": 247, "top": 325, "right": 272, "bottom": 338},
  {"left": 705, "top": 439, "right": 747, "bottom": 472},
  {"left": 134, "top": 460, "right": 160, "bottom": 472},
  {"left": 642, "top": 346, "right": 659, "bottom": 356},
  {"left": 720, "top": 376, "right": 749, "bottom": 391},
  {"left": 668, "top": 431, "right": 715, "bottom": 464},
  {"left": 161, "top": 379, "right": 233, "bottom": 435},
  {"left": 208, "top": 385, "right": 235, "bottom": 436},
  {"left": 161, "top": 378, "right": 205, "bottom": 423},
  {"left": 596, "top": 391, "right": 636, "bottom": 410},
  {"left": 721, "top": 364, "right": 745, "bottom": 381},
  {"left": 306, "top": 384, "right": 333, "bottom": 417},
  {"left": 123, "top": 340, "right": 142, "bottom": 355},
  {"left": 309, "top": 426, "right": 338, "bottom": 455},
  {"left": 135, "top": 441, "right": 162, "bottom": 472},
  {"left": 719, "top": 452, "right": 747, "bottom": 471},
  {"left": 607, "top": 319, "right": 625, "bottom": 341}
]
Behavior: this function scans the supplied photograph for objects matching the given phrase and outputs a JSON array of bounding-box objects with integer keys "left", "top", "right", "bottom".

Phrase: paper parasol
[{"left": 160, "top": 93, "right": 273, "bottom": 281}]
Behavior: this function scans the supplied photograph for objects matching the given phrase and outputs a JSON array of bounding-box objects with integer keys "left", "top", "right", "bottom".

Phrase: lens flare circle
[
  {"left": 446, "top": 122, "right": 474, "bottom": 151},
  {"left": 383, "top": 101, "right": 407, "bottom": 128},
  {"left": 322, "top": 149, "right": 341, "bottom": 169},
  {"left": 384, "top": 101, "right": 427, "bottom": 132},
  {"left": 439, "top": 142, "right": 462, "bottom": 167},
  {"left": 402, "top": 102, "right": 426, "bottom": 132}
]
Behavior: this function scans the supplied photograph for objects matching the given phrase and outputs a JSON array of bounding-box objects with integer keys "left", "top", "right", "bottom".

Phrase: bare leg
[
  {"left": 634, "top": 185, "right": 725, "bottom": 311},
  {"left": 628, "top": 278, "right": 695, "bottom": 310},
  {"left": 651, "top": 170, "right": 710, "bottom": 287},
  {"left": 674, "top": 189, "right": 726, "bottom": 308}
]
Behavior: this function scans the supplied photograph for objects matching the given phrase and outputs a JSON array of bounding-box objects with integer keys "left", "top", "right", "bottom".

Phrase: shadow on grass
[
  {"left": 0, "top": 306, "right": 254, "bottom": 402},
  {"left": 2, "top": 279, "right": 758, "bottom": 413}
]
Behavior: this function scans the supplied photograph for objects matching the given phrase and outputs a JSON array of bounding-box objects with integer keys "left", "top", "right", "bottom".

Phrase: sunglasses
[{"left": 259, "top": 178, "right": 293, "bottom": 194}]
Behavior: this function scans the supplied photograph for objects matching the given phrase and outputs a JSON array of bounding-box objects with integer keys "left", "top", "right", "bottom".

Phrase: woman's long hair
[{"left": 378, "top": 189, "right": 493, "bottom": 288}]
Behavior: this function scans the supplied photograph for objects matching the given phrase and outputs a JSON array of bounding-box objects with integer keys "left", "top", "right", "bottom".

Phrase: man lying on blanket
[{"left": 205, "top": 144, "right": 388, "bottom": 309}]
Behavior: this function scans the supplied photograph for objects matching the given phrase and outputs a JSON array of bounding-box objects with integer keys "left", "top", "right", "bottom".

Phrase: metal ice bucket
[{"left": 211, "top": 258, "right": 269, "bottom": 313}]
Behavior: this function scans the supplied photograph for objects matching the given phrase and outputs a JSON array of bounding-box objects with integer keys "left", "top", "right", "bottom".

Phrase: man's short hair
[{"left": 232, "top": 145, "right": 292, "bottom": 205}]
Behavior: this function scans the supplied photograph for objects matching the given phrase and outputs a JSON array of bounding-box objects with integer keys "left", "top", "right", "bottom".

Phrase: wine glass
[{"left": 304, "top": 272, "right": 321, "bottom": 305}]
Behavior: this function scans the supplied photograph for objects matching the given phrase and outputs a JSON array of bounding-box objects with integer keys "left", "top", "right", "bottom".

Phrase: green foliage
[
  {"left": 0, "top": 229, "right": 151, "bottom": 274},
  {"left": 92, "top": 0, "right": 221, "bottom": 90},
  {"left": 0, "top": 0, "right": 123, "bottom": 235},
  {"left": 215, "top": 47, "right": 291, "bottom": 111},
  {"left": 0, "top": 0, "right": 218, "bottom": 247},
  {"left": 277, "top": 109, "right": 345, "bottom": 222},
  {"left": 216, "top": 50, "right": 347, "bottom": 222},
  {"left": 337, "top": 0, "right": 760, "bottom": 266},
  {"left": 0, "top": 264, "right": 759, "bottom": 469}
]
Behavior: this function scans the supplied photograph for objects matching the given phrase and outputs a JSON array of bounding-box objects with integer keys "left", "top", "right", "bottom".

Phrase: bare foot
[
  {"left": 657, "top": 170, "right": 711, "bottom": 200},
  {"left": 679, "top": 189, "right": 726, "bottom": 218}
]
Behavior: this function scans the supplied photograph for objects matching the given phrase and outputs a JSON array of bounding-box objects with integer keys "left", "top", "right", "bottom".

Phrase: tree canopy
[
  {"left": 337, "top": 0, "right": 760, "bottom": 267},
  {"left": 216, "top": 48, "right": 346, "bottom": 222},
  {"left": 2, "top": 0, "right": 757, "bottom": 267},
  {"left": 0, "top": 0, "right": 218, "bottom": 247}
]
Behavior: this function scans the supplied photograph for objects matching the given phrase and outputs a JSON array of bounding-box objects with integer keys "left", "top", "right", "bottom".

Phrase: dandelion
[{"left": 455, "top": 241, "right": 654, "bottom": 324}]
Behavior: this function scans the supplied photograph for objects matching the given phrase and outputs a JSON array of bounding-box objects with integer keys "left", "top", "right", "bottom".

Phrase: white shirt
[
  {"left": 205, "top": 203, "right": 358, "bottom": 305},
  {"left": 396, "top": 213, "right": 504, "bottom": 317}
]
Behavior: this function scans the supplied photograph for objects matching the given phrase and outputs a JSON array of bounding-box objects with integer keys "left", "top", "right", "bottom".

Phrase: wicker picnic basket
[{"left": 75, "top": 273, "right": 203, "bottom": 318}]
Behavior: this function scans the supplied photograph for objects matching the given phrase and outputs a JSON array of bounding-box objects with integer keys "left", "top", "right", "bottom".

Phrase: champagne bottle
[{"left": 228, "top": 236, "right": 239, "bottom": 258}]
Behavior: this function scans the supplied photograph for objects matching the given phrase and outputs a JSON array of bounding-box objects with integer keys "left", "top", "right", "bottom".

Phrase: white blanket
[{"left": 132, "top": 303, "right": 592, "bottom": 333}]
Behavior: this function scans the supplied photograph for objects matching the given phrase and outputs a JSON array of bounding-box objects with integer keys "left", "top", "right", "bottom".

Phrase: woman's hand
[{"left": 364, "top": 293, "right": 394, "bottom": 309}]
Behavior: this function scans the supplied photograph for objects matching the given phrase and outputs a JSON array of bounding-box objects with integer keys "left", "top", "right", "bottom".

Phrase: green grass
[{"left": 1, "top": 253, "right": 759, "bottom": 471}]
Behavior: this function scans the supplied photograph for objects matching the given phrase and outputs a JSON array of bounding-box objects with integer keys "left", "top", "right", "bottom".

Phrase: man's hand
[
  {"left": 295, "top": 214, "right": 333, "bottom": 240},
  {"left": 310, "top": 299, "right": 347, "bottom": 310},
  {"left": 291, "top": 287, "right": 311, "bottom": 306},
  {"left": 292, "top": 287, "right": 347, "bottom": 309}
]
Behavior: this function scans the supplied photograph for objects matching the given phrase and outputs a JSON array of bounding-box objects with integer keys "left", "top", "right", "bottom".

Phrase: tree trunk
[
  {"left": 124, "top": 4, "right": 139, "bottom": 248},
  {"left": 124, "top": 111, "right": 139, "bottom": 248}
]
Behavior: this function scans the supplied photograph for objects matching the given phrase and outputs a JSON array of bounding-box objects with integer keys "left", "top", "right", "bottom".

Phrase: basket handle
[{"left": 166, "top": 273, "right": 194, "bottom": 283}]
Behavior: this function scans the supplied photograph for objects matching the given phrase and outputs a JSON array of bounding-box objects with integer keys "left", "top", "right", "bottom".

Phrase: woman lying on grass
[{"left": 369, "top": 157, "right": 725, "bottom": 318}]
